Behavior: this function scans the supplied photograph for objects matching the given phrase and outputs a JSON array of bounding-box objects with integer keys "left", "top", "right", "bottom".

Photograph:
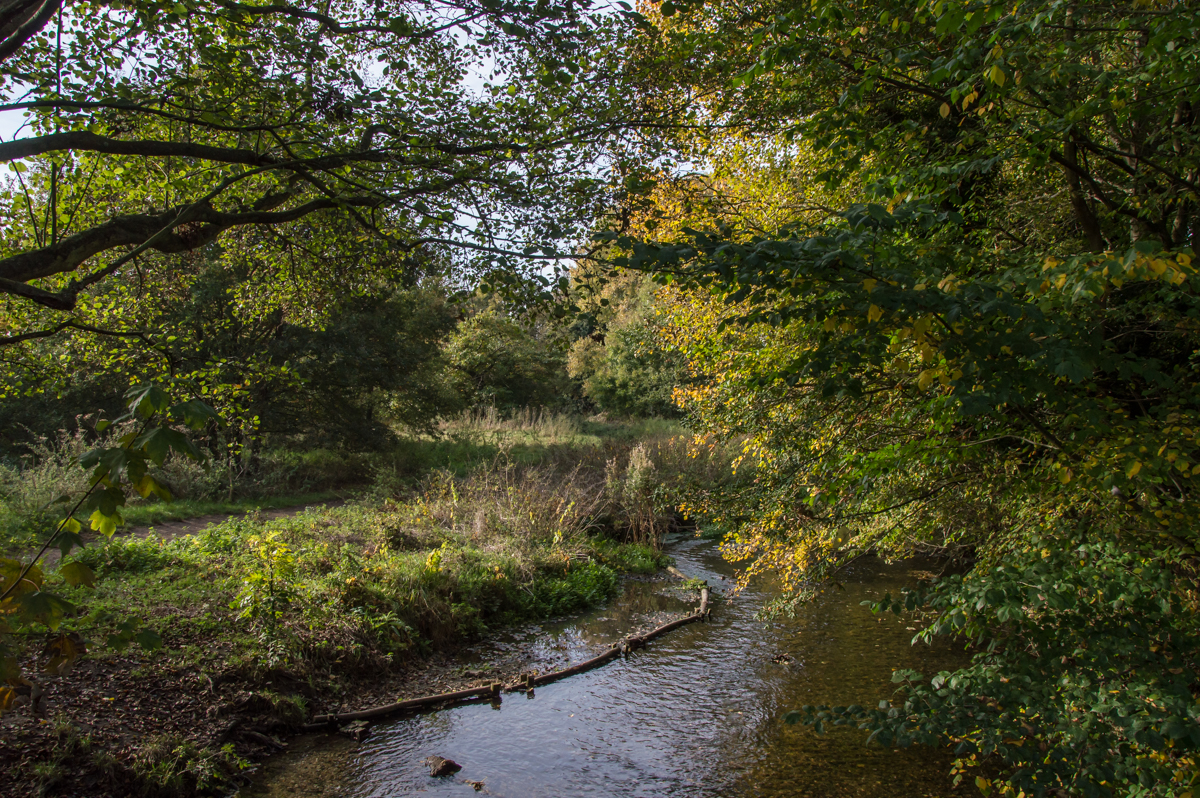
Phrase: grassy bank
[{"left": 65, "top": 494, "right": 670, "bottom": 681}]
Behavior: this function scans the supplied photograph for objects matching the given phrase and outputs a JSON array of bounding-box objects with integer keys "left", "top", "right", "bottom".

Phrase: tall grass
[
  {"left": 1, "top": 412, "right": 738, "bottom": 553},
  {"left": 440, "top": 406, "right": 595, "bottom": 447},
  {"left": 0, "top": 424, "right": 369, "bottom": 549}
]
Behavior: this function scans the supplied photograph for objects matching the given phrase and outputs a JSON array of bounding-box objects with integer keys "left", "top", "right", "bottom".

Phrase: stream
[{"left": 244, "top": 535, "right": 966, "bottom": 797}]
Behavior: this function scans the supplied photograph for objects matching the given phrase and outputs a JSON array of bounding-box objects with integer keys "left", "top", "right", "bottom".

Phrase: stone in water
[{"left": 423, "top": 755, "right": 462, "bottom": 777}]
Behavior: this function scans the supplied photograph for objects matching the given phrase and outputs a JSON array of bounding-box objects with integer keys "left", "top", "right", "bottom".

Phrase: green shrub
[{"left": 70, "top": 536, "right": 178, "bottom": 576}]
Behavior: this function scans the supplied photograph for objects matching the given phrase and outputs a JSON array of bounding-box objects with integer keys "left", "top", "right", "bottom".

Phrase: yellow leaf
[
  {"left": 1059, "top": 468, "right": 1071, "bottom": 484},
  {"left": 988, "top": 64, "right": 1006, "bottom": 86},
  {"left": 1127, "top": 461, "right": 1142, "bottom": 478},
  {"left": 862, "top": 278, "right": 877, "bottom": 293},
  {"left": 134, "top": 474, "right": 156, "bottom": 499},
  {"left": 939, "top": 102, "right": 950, "bottom": 118},
  {"left": 44, "top": 633, "right": 85, "bottom": 675},
  {"left": 89, "top": 509, "right": 119, "bottom": 538},
  {"left": 0, "top": 558, "right": 43, "bottom": 596},
  {"left": 867, "top": 304, "right": 884, "bottom": 322},
  {"left": 918, "top": 369, "right": 938, "bottom": 390}
]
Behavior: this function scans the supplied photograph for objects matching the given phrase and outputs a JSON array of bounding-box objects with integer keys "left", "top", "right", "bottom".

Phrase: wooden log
[
  {"left": 307, "top": 685, "right": 494, "bottom": 725},
  {"left": 302, "top": 574, "right": 714, "bottom": 730},
  {"left": 531, "top": 647, "right": 621, "bottom": 687},
  {"left": 639, "top": 588, "right": 711, "bottom": 643},
  {"left": 640, "top": 613, "right": 698, "bottom": 643}
]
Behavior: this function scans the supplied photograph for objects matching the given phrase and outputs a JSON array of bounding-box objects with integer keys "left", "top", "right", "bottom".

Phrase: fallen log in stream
[{"left": 303, "top": 574, "right": 711, "bottom": 731}]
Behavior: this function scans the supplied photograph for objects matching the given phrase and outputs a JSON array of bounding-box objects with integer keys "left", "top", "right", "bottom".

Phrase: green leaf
[
  {"left": 168, "top": 399, "right": 220, "bottom": 431},
  {"left": 56, "top": 530, "right": 86, "bottom": 558},
  {"left": 18, "top": 591, "right": 75, "bottom": 630},
  {"left": 125, "top": 383, "right": 170, "bottom": 419},
  {"left": 85, "top": 486, "right": 126, "bottom": 516},
  {"left": 134, "top": 427, "right": 201, "bottom": 465},
  {"left": 59, "top": 561, "right": 96, "bottom": 588},
  {"left": 134, "top": 629, "right": 162, "bottom": 651}
]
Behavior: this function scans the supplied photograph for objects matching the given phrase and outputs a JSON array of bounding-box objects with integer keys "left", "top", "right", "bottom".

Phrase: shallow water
[{"left": 246, "top": 536, "right": 965, "bottom": 797}]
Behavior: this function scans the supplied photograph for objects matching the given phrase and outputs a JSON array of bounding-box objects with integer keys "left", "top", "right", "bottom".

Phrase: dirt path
[
  {"left": 123, "top": 501, "right": 346, "bottom": 544},
  {"left": 34, "top": 500, "right": 344, "bottom": 567}
]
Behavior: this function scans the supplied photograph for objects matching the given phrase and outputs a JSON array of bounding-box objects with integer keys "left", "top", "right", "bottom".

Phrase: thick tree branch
[
  {"left": 0, "top": 319, "right": 70, "bottom": 344},
  {"left": 0, "top": 0, "right": 58, "bottom": 64},
  {"left": 0, "top": 193, "right": 386, "bottom": 309},
  {"left": 0, "top": 131, "right": 282, "bottom": 166},
  {"left": 0, "top": 276, "right": 74, "bottom": 309},
  {"left": 0, "top": 319, "right": 157, "bottom": 347},
  {"left": 210, "top": 0, "right": 484, "bottom": 38}
]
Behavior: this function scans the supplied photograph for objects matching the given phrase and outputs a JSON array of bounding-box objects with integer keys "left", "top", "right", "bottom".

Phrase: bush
[
  {"left": 70, "top": 536, "right": 178, "bottom": 576},
  {"left": 0, "top": 426, "right": 93, "bottom": 548},
  {"left": 127, "top": 735, "right": 245, "bottom": 797}
]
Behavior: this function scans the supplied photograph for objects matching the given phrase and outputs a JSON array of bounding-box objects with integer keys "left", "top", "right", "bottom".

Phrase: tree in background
[
  {"left": 1, "top": 208, "right": 462, "bottom": 461},
  {"left": 443, "top": 305, "right": 573, "bottom": 411},
  {"left": 566, "top": 268, "right": 681, "bottom": 417}
]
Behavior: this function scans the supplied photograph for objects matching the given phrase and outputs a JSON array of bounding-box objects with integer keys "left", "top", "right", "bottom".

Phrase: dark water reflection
[{"left": 247, "top": 537, "right": 967, "bottom": 797}]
